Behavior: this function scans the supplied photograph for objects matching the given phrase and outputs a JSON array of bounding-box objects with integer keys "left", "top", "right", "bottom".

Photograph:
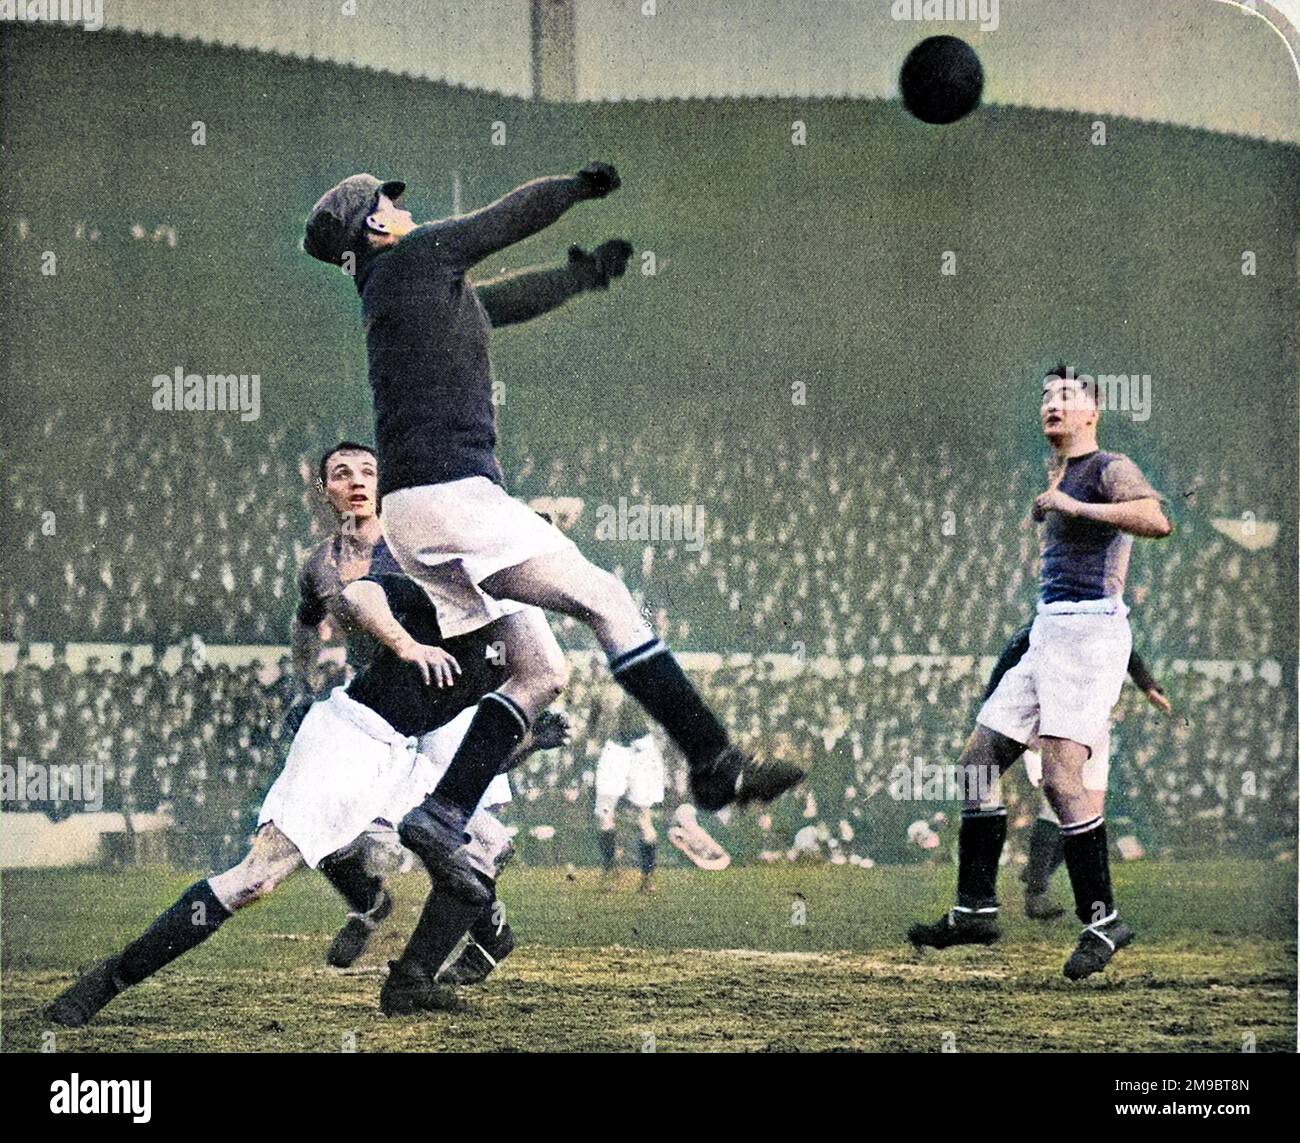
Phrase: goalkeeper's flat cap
[{"left": 303, "top": 173, "right": 406, "bottom": 265}]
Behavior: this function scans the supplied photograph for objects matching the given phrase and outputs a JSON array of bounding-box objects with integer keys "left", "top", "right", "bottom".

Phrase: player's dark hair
[
  {"left": 1042, "top": 362, "right": 1099, "bottom": 410},
  {"left": 318, "top": 441, "right": 376, "bottom": 484}
]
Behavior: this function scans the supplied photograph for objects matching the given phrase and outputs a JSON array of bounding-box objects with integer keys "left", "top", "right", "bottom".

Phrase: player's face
[
  {"left": 1040, "top": 377, "right": 1096, "bottom": 441},
  {"left": 323, "top": 450, "right": 378, "bottom": 521},
  {"left": 367, "top": 193, "right": 415, "bottom": 238}
]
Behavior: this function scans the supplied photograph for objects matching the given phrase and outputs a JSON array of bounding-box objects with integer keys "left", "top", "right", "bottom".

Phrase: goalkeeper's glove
[
  {"left": 530, "top": 709, "right": 572, "bottom": 751},
  {"left": 568, "top": 239, "right": 634, "bottom": 289},
  {"left": 575, "top": 161, "right": 621, "bottom": 198}
]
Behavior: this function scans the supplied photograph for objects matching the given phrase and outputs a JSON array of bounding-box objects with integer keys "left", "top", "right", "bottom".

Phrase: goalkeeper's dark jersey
[{"left": 354, "top": 177, "right": 587, "bottom": 500}]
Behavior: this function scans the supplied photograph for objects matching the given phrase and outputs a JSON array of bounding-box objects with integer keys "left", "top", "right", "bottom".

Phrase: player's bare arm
[
  {"left": 1033, "top": 489, "right": 1172, "bottom": 537},
  {"left": 341, "top": 579, "right": 461, "bottom": 688}
]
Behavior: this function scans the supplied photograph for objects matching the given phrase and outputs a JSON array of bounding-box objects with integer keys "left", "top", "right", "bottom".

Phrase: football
[{"left": 899, "top": 35, "right": 984, "bottom": 124}]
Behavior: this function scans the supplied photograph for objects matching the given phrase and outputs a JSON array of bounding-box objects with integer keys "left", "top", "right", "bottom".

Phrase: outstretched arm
[
  {"left": 341, "top": 579, "right": 461, "bottom": 688},
  {"left": 422, "top": 163, "right": 621, "bottom": 272},
  {"left": 475, "top": 241, "right": 633, "bottom": 326}
]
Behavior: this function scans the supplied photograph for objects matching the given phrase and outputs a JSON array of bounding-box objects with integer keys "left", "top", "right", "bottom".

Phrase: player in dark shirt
[
  {"left": 982, "top": 621, "right": 1171, "bottom": 917},
  {"left": 47, "top": 569, "right": 565, "bottom": 1026},
  {"left": 285, "top": 441, "right": 407, "bottom": 966},
  {"left": 303, "top": 167, "right": 802, "bottom": 948}
]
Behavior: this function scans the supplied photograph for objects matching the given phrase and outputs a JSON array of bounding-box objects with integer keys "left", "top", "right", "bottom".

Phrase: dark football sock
[
  {"left": 638, "top": 840, "right": 657, "bottom": 876},
  {"left": 1060, "top": 816, "right": 1115, "bottom": 925},
  {"left": 955, "top": 807, "right": 1007, "bottom": 913},
  {"left": 1024, "top": 818, "right": 1063, "bottom": 894},
  {"left": 318, "top": 849, "right": 384, "bottom": 914},
  {"left": 116, "top": 880, "right": 232, "bottom": 987},
  {"left": 397, "top": 885, "right": 484, "bottom": 975},
  {"left": 609, "top": 639, "right": 729, "bottom": 770},
  {"left": 598, "top": 829, "right": 617, "bottom": 871},
  {"left": 427, "top": 693, "right": 529, "bottom": 818}
]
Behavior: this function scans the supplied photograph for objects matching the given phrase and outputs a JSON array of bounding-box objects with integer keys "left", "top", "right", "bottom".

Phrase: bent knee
[
  {"left": 529, "top": 648, "right": 569, "bottom": 702},
  {"left": 565, "top": 567, "right": 636, "bottom": 627},
  {"left": 1041, "top": 772, "right": 1083, "bottom": 804}
]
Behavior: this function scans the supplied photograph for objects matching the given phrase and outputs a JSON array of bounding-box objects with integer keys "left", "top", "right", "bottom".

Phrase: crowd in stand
[
  {"left": 1, "top": 413, "right": 1294, "bottom": 865},
  {"left": 2, "top": 414, "right": 1287, "bottom": 660},
  {"left": 3, "top": 647, "right": 1292, "bottom": 868}
]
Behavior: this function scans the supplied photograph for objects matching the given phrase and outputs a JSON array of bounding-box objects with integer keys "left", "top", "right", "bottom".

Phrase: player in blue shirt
[{"left": 909, "top": 365, "right": 1171, "bottom": 979}]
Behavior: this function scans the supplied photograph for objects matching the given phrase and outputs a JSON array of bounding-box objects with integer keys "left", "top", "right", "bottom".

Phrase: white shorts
[
  {"left": 594, "top": 735, "right": 666, "bottom": 812},
  {"left": 258, "top": 689, "right": 513, "bottom": 878},
  {"left": 258, "top": 687, "right": 438, "bottom": 868},
  {"left": 382, "top": 477, "right": 578, "bottom": 638},
  {"left": 977, "top": 597, "right": 1131, "bottom": 753}
]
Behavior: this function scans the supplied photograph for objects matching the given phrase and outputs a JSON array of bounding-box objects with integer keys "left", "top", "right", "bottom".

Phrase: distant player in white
[
  {"left": 909, "top": 364, "right": 1171, "bottom": 979},
  {"left": 594, "top": 700, "right": 667, "bottom": 893}
]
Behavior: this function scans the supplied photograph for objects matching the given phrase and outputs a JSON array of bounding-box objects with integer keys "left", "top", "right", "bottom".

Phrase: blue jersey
[
  {"left": 1039, "top": 451, "right": 1161, "bottom": 604},
  {"left": 296, "top": 534, "right": 402, "bottom": 670}
]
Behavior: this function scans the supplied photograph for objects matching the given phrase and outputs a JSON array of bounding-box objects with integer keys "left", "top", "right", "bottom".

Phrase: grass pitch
[{"left": 2, "top": 860, "right": 1294, "bottom": 1052}]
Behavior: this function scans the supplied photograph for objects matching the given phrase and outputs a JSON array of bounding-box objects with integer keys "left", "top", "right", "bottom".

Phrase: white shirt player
[{"left": 594, "top": 732, "right": 666, "bottom": 811}]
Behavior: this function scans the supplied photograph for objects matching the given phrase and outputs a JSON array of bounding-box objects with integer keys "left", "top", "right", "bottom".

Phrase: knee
[
  {"left": 532, "top": 643, "right": 570, "bottom": 702},
  {"left": 1042, "top": 769, "right": 1080, "bottom": 807},
  {"left": 506, "top": 646, "right": 569, "bottom": 713},
  {"left": 571, "top": 568, "right": 636, "bottom": 627}
]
